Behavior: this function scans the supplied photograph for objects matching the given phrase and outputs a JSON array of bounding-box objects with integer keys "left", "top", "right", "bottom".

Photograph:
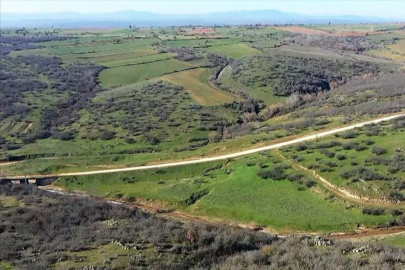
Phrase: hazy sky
[{"left": 2, "top": 0, "right": 405, "bottom": 19}]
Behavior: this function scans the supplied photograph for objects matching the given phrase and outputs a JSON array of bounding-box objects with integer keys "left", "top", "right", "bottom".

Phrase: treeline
[{"left": 1, "top": 184, "right": 405, "bottom": 269}]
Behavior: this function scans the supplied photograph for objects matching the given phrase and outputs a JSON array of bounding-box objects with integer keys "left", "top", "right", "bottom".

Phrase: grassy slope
[
  {"left": 98, "top": 59, "right": 193, "bottom": 88},
  {"left": 158, "top": 68, "right": 239, "bottom": 105},
  {"left": 57, "top": 152, "right": 392, "bottom": 232},
  {"left": 204, "top": 43, "right": 261, "bottom": 58},
  {"left": 281, "top": 122, "right": 405, "bottom": 199},
  {"left": 218, "top": 65, "right": 287, "bottom": 106}
]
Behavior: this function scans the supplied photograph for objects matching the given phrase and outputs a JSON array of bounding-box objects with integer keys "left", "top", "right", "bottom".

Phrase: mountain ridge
[{"left": 1, "top": 9, "right": 400, "bottom": 28}]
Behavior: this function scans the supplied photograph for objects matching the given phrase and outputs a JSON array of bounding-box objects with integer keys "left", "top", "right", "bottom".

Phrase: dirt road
[{"left": 3, "top": 113, "right": 405, "bottom": 178}]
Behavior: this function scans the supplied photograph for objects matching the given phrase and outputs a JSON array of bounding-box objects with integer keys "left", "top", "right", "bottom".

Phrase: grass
[
  {"left": 376, "top": 235, "right": 405, "bottom": 247},
  {"left": 98, "top": 52, "right": 172, "bottom": 67},
  {"left": 218, "top": 65, "right": 286, "bottom": 106},
  {"left": 53, "top": 243, "right": 157, "bottom": 269},
  {"left": 3, "top": 109, "right": 393, "bottom": 176},
  {"left": 56, "top": 152, "right": 393, "bottom": 232},
  {"left": 204, "top": 43, "right": 261, "bottom": 58},
  {"left": 303, "top": 23, "right": 405, "bottom": 34},
  {"left": 158, "top": 68, "right": 239, "bottom": 105},
  {"left": 98, "top": 59, "right": 193, "bottom": 88},
  {"left": 0, "top": 262, "right": 15, "bottom": 270},
  {"left": 369, "top": 39, "right": 405, "bottom": 63},
  {"left": 281, "top": 120, "right": 405, "bottom": 199},
  {"left": 166, "top": 38, "right": 240, "bottom": 48},
  {"left": 0, "top": 196, "right": 22, "bottom": 208},
  {"left": 353, "top": 232, "right": 405, "bottom": 248}
]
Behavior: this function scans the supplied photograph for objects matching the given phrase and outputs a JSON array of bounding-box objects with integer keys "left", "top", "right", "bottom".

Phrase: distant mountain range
[{"left": 1, "top": 10, "right": 401, "bottom": 28}]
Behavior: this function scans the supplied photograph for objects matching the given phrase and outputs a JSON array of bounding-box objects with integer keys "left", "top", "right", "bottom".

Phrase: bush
[
  {"left": 336, "top": 154, "right": 347, "bottom": 160},
  {"left": 371, "top": 147, "right": 387, "bottom": 156},
  {"left": 389, "top": 192, "right": 405, "bottom": 202},
  {"left": 391, "top": 209, "right": 404, "bottom": 216},
  {"left": 362, "top": 208, "right": 385, "bottom": 215},
  {"left": 320, "top": 149, "right": 335, "bottom": 158},
  {"left": 339, "top": 131, "right": 359, "bottom": 139},
  {"left": 257, "top": 167, "right": 286, "bottom": 180},
  {"left": 99, "top": 131, "right": 116, "bottom": 140}
]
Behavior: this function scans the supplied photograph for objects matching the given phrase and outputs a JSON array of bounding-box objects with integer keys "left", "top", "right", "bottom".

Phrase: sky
[{"left": 1, "top": 0, "right": 405, "bottom": 19}]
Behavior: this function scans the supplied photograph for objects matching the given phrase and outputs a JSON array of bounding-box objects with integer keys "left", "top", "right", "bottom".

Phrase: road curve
[{"left": 6, "top": 113, "right": 405, "bottom": 178}]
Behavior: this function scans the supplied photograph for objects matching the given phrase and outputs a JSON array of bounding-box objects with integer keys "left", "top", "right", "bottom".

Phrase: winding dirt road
[
  {"left": 3, "top": 113, "right": 405, "bottom": 178},
  {"left": 59, "top": 113, "right": 405, "bottom": 176}
]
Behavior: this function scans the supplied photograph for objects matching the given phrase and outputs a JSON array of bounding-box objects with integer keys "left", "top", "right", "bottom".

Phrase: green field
[
  {"left": 158, "top": 68, "right": 239, "bottom": 105},
  {"left": 57, "top": 152, "right": 393, "bottom": 232},
  {"left": 2, "top": 24, "right": 405, "bottom": 234},
  {"left": 99, "top": 59, "right": 194, "bottom": 88},
  {"left": 98, "top": 52, "right": 172, "bottom": 67},
  {"left": 281, "top": 118, "right": 405, "bottom": 200},
  {"left": 204, "top": 43, "right": 261, "bottom": 58}
]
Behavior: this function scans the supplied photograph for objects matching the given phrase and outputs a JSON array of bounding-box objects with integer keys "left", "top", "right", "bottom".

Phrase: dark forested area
[{"left": 1, "top": 184, "right": 405, "bottom": 270}]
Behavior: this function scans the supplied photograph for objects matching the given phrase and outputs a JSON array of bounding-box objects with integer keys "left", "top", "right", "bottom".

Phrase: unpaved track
[{"left": 4, "top": 113, "right": 405, "bottom": 178}]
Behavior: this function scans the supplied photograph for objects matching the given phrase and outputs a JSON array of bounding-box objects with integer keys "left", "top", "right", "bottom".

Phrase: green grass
[
  {"left": 376, "top": 235, "right": 405, "bottom": 247},
  {"left": 218, "top": 65, "right": 286, "bottom": 106},
  {"left": 57, "top": 152, "right": 393, "bottom": 232},
  {"left": 354, "top": 232, "right": 405, "bottom": 248},
  {"left": 204, "top": 43, "right": 261, "bottom": 58},
  {"left": 158, "top": 68, "right": 239, "bottom": 105},
  {"left": 166, "top": 38, "right": 240, "bottom": 48},
  {"left": 98, "top": 52, "right": 172, "bottom": 67},
  {"left": 281, "top": 121, "right": 405, "bottom": 199},
  {"left": 0, "top": 262, "right": 15, "bottom": 270},
  {"left": 98, "top": 59, "right": 193, "bottom": 88}
]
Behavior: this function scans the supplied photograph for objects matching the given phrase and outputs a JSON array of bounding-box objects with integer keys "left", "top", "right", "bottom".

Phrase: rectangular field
[
  {"left": 204, "top": 43, "right": 261, "bottom": 58},
  {"left": 98, "top": 59, "right": 193, "bottom": 88}
]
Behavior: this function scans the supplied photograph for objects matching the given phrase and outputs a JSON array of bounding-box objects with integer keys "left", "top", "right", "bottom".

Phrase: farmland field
[
  {"left": 158, "top": 68, "right": 239, "bottom": 105},
  {"left": 99, "top": 58, "right": 194, "bottom": 88},
  {"left": 1, "top": 23, "right": 405, "bottom": 236},
  {"left": 3, "top": 3, "right": 405, "bottom": 268},
  {"left": 204, "top": 43, "right": 261, "bottom": 58}
]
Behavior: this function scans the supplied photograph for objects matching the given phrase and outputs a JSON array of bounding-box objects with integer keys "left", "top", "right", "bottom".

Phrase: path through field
[{"left": 3, "top": 113, "right": 404, "bottom": 178}]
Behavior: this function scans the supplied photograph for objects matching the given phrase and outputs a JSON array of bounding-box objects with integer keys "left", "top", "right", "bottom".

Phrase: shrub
[
  {"left": 362, "top": 208, "right": 385, "bottom": 215},
  {"left": 389, "top": 192, "right": 405, "bottom": 202},
  {"left": 336, "top": 154, "right": 347, "bottom": 160},
  {"left": 99, "top": 131, "right": 116, "bottom": 140},
  {"left": 371, "top": 147, "right": 387, "bottom": 156},
  {"left": 320, "top": 149, "right": 335, "bottom": 158},
  {"left": 257, "top": 167, "right": 286, "bottom": 180},
  {"left": 391, "top": 209, "right": 404, "bottom": 216},
  {"left": 295, "top": 144, "right": 308, "bottom": 151},
  {"left": 315, "top": 141, "right": 341, "bottom": 149},
  {"left": 304, "top": 180, "right": 316, "bottom": 188},
  {"left": 339, "top": 131, "right": 359, "bottom": 139}
]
